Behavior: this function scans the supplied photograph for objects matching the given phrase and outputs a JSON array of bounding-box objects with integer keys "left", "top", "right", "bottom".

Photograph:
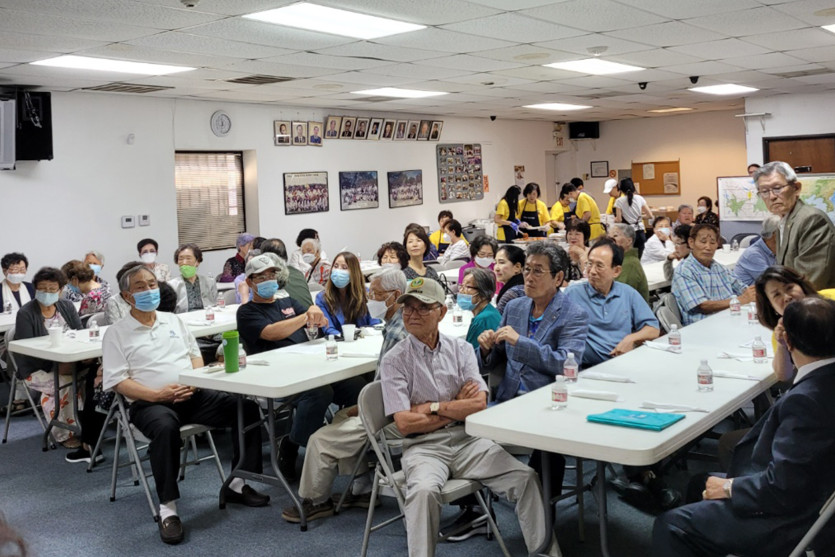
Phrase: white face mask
[
  {"left": 5, "top": 273, "right": 25, "bottom": 284},
  {"left": 367, "top": 299, "right": 389, "bottom": 320},
  {"left": 302, "top": 253, "right": 316, "bottom": 264},
  {"left": 697, "top": 206, "right": 707, "bottom": 214},
  {"left": 475, "top": 256, "right": 494, "bottom": 268},
  {"left": 381, "top": 263, "right": 400, "bottom": 270},
  {"left": 140, "top": 252, "right": 157, "bottom": 264}
]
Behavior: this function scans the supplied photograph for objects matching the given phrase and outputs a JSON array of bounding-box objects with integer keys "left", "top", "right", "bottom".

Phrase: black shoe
[
  {"left": 622, "top": 481, "right": 655, "bottom": 512},
  {"left": 331, "top": 491, "right": 380, "bottom": 509},
  {"left": 646, "top": 476, "right": 681, "bottom": 510},
  {"left": 65, "top": 448, "right": 105, "bottom": 464},
  {"left": 222, "top": 484, "right": 270, "bottom": 507},
  {"left": 278, "top": 437, "right": 299, "bottom": 481},
  {"left": 609, "top": 476, "right": 630, "bottom": 495},
  {"left": 158, "top": 516, "right": 184, "bottom": 545},
  {"left": 440, "top": 507, "right": 489, "bottom": 541}
]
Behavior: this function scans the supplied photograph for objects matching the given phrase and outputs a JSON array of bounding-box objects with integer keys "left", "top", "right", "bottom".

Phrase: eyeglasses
[
  {"left": 458, "top": 283, "right": 476, "bottom": 293},
  {"left": 757, "top": 184, "right": 792, "bottom": 198},
  {"left": 522, "top": 266, "right": 552, "bottom": 277},
  {"left": 37, "top": 287, "right": 61, "bottom": 294},
  {"left": 402, "top": 304, "right": 439, "bottom": 316}
]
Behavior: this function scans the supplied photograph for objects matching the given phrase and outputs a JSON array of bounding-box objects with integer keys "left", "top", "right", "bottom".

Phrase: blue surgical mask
[
  {"left": 456, "top": 293, "right": 474, "bottom": 311},
  {"left": 89, "top": 264, "right": 102, "bottom": 276},
  {"left": 256, "top": 279, "right": 279, "bottom": 299},
  {"left": 330, "top": 269, "right": 351, "bottom": 289},
  {"left": 66, "top": 284, "right": 80, "bottom": 294},
  {"left": 133, "top": 288, "right": 160, "bottom": 312},
  {"left": 35, "top": 291, "right": 59, "bottom": 306}
]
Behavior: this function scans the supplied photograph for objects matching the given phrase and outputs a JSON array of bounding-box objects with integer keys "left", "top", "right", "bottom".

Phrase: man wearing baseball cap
[
  {"left": 603, "top": 178, "right": 621, "bottom": 215},
  {"left": 379, "top": 277, "right": 561, "bottom": 557}
]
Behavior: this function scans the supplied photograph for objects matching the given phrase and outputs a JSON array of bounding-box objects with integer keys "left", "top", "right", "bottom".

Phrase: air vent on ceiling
[
  {"left": 226, "top": 74, "right": 294, "bottom": 85},
  {"left": 574, "top": 91, "right": 624, "bottom": 99},
  {"left": 83, "top": 83, "right": 174, "bottom": 94},
  {"left": 771, "top": 68, "right": 833, "bottom": 79},
  {"left": 354, "top": 96, "right": 395, "bottom": 103}
]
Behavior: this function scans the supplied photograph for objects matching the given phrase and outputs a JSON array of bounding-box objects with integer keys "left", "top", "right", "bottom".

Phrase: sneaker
[
  {"left": 330, "top": 491, "right": 380, "bottom": 509},
  {"left": 281, "top": 498, "right": 334, "bottom": 524},
  {"left": 278, "top": 437, "right": 299, "bottom": 481},
  {"left": 440, "top": 508, "right": 489, "bottom": 542},
  {"left": 65, "top": 448, "right": 105, "bottom": 464}
]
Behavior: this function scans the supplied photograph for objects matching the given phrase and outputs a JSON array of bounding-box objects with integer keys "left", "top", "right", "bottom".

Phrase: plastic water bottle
[
  {"left": 207, "top": 272, "right": 214, "bottom": 282},
  {"left": 445, "top": 294, "right": 455, "bottom": 311},
  {"left": 563, "top": 352, "right": 578, "bottom": 383},
  {"left": 205, "top": 306, "right": 215, "bottom": 323},
  {"left": 752, "top": 336, "right": 767, "bottom": 363},
  {"left": 729, "top": 296, "right": 741, "bottom": 316},
  {"left": 326, "top": 335, "right": 338, "bottom": 361},
  {"left": 88, "top": 320, "right": 101, "bottom": 341},
  {"left": 238, "top": 346, "right": 247, "bottom": 369},
  {"left": 216, "top": 295, "right": 226, "bottom": 309},
  {"left": 747, "top": 303, "right": 758, "bottom": 325},
  {"left": 731, "top": 239, "right": 739, "bottom": 252},
  {"left": 697, "top": 359, "right": 714, "bottom": 392},
  {"left": 668, "top": 324, "right": 682, "bottom": 353},
  {"left": 551, "top": 376, "right": 567, "bottom": 410},
  {"left": 452, "top": 304, "right": 463, "bottom": 326},
  {"left": 3, "top": 301, "right": 11, "bottom": 314}
]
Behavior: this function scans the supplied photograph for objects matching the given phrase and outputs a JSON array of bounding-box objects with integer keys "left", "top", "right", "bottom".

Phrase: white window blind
[{"left": 175, "top": 152, "right": 245, "bottom": 251}]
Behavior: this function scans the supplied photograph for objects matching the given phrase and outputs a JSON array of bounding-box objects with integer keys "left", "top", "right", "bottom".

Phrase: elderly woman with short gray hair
[{"left": 459, "top": 267, "right": 501, "bottom": 350}]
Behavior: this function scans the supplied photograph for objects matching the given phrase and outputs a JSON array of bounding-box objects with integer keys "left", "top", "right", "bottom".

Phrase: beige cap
[
  {"left": 603, "top": 179, "right": 618, "bottom": 194},
  {"left": 397, "top": 277, "right": 445, "bottom": 306}
]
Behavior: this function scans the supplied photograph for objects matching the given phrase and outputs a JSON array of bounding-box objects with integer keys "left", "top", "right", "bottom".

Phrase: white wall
[{"left": 0, "top": 92, "right": 554, "bottom": 284}]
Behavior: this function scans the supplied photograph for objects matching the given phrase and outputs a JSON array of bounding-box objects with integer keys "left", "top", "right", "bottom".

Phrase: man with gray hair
[
  {"left": 754, "top": 161, "right": 835, "bottom": 289},
  {"left": 609, "top": 223, "right": 650, "bottom": 303},
  {"left": 733, "top": 216, "right": 779, "bottom": 286},
  {"left": 282, "top": 266, "right": 409, "bottom": 524},
  {"left": 673, "top": 204, "right": 694, "bottom": 228},
  {"left": 259, "top": 237, "right": 313, "bottom": 308}
]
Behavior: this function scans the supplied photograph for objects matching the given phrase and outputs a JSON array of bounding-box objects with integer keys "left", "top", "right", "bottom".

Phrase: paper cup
[
  {"left": 342, "top": 324, "right": 356, "bottom": 342},
  {"left": 48, "top": 327, "right": 63, "bottom": 347},
  {"left": 722, "top": 244, "right": 730, "bottom": 253}
]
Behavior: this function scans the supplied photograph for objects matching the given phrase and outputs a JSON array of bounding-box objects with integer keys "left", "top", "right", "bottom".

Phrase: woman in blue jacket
[{"left": 315, "top": 252, "right": 380, "bottom": 337}]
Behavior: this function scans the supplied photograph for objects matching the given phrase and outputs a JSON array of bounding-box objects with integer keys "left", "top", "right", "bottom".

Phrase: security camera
[
  {"left": 180, "top": 0, "right": 199, "bottom": 7},
  {"left": 490, "top": 115, "right": 496, "bottom": 121},
  {"left": 638, "top": 82, "right": 647, "bottom": 90},
  {"left": 689, "top": 76, "right": 699, "bottom": 84}
]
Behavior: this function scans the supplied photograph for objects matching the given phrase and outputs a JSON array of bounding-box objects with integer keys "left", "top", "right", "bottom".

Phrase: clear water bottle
[
  {"left": 747, "top": 303, "right": 758, "bottom": 325},
  {"left": 668, "top": 324, "right": 682, "bottom": 353},
  {"left": 326, "top": 335, "right": 338, "bottom": 361},
  {"left": 3, "top": 301, "right": 11, "bottom": 314},
  {"left": 88, "top": 320, "right": 101, "bottom": 341},
  {"left": 445, "top": 294, "right": 455, "bottom": 311},
  {"left": 697, "top": 359, "right": 714, "bottom": 392},
  {"left": 452, "top": 304, "right": 463, "bottom": 326},
  {"left": 216, "top": 295, "right": 226, "bottom": 309},
  {"left": 731, "top": 239, "right": 739, "bottom": 251},
  {"left": 207, "top": 272, "right": 214, "bottom": 282},
  {"left": 205, "top": 306, "right": 215, "bottom": 322},
  {"left": 563, "top": 352, "right": 578, "bottom": 383},
  {"left": 752, "top": 336, "right": 767, "bottom": 363},
  {"left": 238, "top": 346, "right": 247, "bottom": 369},
  {"left": 729, "top": 295, "right": 741, "bottom": 316},
  {"left": 551, "top": 376, "right": 567, "bottom": 410}
]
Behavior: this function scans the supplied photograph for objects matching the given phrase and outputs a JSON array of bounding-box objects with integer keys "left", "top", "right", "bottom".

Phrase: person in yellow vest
[
  {"left": 565, "top": 183, "right": 604, "bottom": 240},
  {"left": 548, "top": 184, "right": 575, "bottom": 231},
  {"left": 518, "top": 182, "right": 551, "bottom": 238},
  {"left": 494, "top": 185, "right": 522, "bottom": 242}
]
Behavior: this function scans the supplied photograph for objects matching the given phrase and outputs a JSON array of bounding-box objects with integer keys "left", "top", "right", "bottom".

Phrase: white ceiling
[{"left": 1, "top": 0, "right": 834, "bottom": 121}]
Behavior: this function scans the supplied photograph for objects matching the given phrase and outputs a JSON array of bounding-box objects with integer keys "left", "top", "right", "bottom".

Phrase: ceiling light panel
[
  {"left": 688, "top": 84, "right": 758, "bottom": 95},
  {"left": 523, "top": 102, "right": 592, "bottom": 111},
  {"left": 544, "top": 58, "right": 645, "bottom": 75},
  {"left": 351, "top": 87, "right": 447, "bottom": 98},
  {"left": 30, "top": 55, "right": 195, "bottom": 75}
]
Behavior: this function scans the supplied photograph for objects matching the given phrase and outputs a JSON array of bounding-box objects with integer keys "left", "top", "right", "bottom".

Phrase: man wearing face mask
[
  {"left": 103, "top": 264, "right": 268, "bottom": 545},
  {"left": 283, "top": 267, "right": 409, "bottom": 524},
  {"left": 641, "top": 216, "right": 676, "bottom": 264}
]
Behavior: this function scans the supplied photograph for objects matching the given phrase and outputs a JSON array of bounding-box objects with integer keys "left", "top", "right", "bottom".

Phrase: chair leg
[
  {"left": 122, "top": 418, "right": 158, "bottom": 521},
  {"left": 88, "top": 404, "right": 117, "bottom": 473},
  {"left": 576, "top": 458, "right": 585, "bottom": 542},
  {"left": 360, "top": 468, "right": 382, "bottom": 557},
  {"left": 110, "top": 420, "right": 122, "bottom": 502},
  {"left": 474, "top": 490, "right": 511, "bottom": 557},
  {"left": 204, "top": 430, "right": 226, "bottom": 482},
  {"left": 2, "top": 375, "right": 15, "bottom": 443},
  {"left": 179, "top": 436, "right": 190, "bottom": 481},
  {"left": 335, "top": 440, "right": 371, "bottom": 514}
]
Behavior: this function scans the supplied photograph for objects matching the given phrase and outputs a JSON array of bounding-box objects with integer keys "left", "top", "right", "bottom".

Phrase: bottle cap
[{"left": 557, "top": 375, "right": 566, "bottom": 382}]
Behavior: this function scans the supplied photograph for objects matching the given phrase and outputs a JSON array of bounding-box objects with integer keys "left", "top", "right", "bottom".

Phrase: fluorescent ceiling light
[
  {"left": 523, "top": 103, "right": 592, "bottom": 111},
  {"left": 243, "top": 2, "right": 425, "bottom": 40},
  {"left": 689, "top": 84, "right": 758, "bottom": 95},
  {"left": 544, "top": 58, "right": 645, "bottom": 75},
  {"left": 30, "top": 55, "right": 194, "bottom": 75},
  {"left": 648, "top": 107, "right": 694, "bottom": 113},
  {"left": 351, "top": 87, "right": 447, "bottom": 98},
  {"left": 823, "top": 24, "right": 835, "bottom": 34}
]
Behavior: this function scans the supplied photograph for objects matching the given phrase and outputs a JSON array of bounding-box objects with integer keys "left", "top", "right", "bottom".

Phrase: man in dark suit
[
  {"left": 652, "top": 296, "right": 835, "bottom": 557},
  {"left": 755, "top": 161, "right": 835, "bottom": 289}
]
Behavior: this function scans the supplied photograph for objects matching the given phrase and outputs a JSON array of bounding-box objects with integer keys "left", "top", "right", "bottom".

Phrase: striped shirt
[
  {"left": 380, "top": 332, "right": 487, "bottom": 416},
  {"left": 378, "top": 308, "right": 408, "bottom": 368},
  {"left": 672, "top": 254, "right": 747, "bottom": 325}
]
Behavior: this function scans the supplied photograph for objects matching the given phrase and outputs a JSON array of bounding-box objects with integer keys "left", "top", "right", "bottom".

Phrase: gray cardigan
[
  {"left": 14, "top": 298, "right": 82, "bottom": 379},
  {"left": 169, "top": 274, "right": 218, "bottom": 314}
]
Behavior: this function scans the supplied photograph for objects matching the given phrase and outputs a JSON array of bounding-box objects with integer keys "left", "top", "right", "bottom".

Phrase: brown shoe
[
  {"left": 281, "top": 498, "right": 334, "bottom": 524},
  {"left": 158, "top": 516, "right": 184, "bottom": 545},
  {"left": 331, "top": 491, "right": 379, "bottom": 509}
]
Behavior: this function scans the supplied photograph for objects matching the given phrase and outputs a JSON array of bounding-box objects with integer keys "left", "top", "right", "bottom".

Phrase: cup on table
[
  {"left": 722, "top": 244, "right": 731, "bottom": 253},
  {"left": 48, "top": 326, "right": 63, "bottom": 347},
  {"left": 342, "top": 324, "right": 356, "bottom": 342}
]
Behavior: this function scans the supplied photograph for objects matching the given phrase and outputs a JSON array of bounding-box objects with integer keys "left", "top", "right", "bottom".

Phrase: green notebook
[{"left": 586, "top": 409, "right": 685, "bottom": 431}]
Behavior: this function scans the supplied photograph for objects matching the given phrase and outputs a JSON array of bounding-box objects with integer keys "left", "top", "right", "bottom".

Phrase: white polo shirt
[{"left": 102, "top": 310, "right": 200, "bottom": 400}]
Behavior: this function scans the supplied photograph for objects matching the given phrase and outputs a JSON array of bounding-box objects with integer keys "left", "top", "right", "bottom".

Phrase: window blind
[{"left": 175, "top": 151, "right": 245, "bottom": 251}]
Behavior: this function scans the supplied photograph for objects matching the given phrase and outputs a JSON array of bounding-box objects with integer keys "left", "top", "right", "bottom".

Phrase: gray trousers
[{"left": 401, "top": 426, "right": 561, "bottom": 557}]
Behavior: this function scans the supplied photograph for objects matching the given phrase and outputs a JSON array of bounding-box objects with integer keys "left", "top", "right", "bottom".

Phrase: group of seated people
[{"left": 3, "top": 160, "right": 835, "bottom": 555}]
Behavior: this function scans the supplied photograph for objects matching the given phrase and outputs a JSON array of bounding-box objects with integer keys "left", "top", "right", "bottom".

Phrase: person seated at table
[
  {"left": 298, "top": 237, "right": 331, "bottom": 287},
  {"left": 428, "top": 210, "right": 454, "bottom": 254},
  {"left": 652, "top": 297, "right": 835, "bottom": 557},
  {"left": 494, "top": 245, "right": 525, "bottom": 314},
  {"left": 694, "top": 196, "right": 719, "bottom": 226},
  {"left": 218, "top": 233, "right": 255, "bottom": 282},
  {"left": 1, "top": 252, "right": 34, "bottom": 314},
  {"left": 547, "top": 185, "right": 574, "bottom": 231},
  {"left": 437, "top": 219, "right": 470, "bottom": 265},
  {"left": 494, "top": 185, "right": 522, "bottom": 242},
  {"left": 230, "top": 249, "right": 260, "bottom": 305},
  {"left": 61, "top": 259, "right": 112, "bottom": 317},
  {"left": 137, "top": 238, "right": 171, "bottom": 282},
  {"left": 457, "top": 235, "right": 499, "bottom": 291},
  {"left": 383, "top": 276, "right": 562, "bottom": 557},
  {"left": 672, "top": 224, "right": 756, "bottom": 326},
  {"left": 236, "top": 253, "right": 366, "bottom": 480},
  {"left": 282, "top": 267, "right": 408, "bottom": 524},
  {"left": 288, "top": 228, "right": 329, "bottom": 273},
  {"left": 663, "top": 225, "right": 691, "bottom": 282},
  {"left": 460, "top": 268, "right": 501, "bottom": 349},
  {"left": 566, "top": 238, "right": 659, "bottom": 367},
  {"left": 259, "top": 238, "right": 313, "bottom": 308},
  {"left": 403, "top": 226, "right": 441, "bottom": 283},
  {"left": 672, "top": 204, "right": 694, "bottom": 228},
  {"left": 641, "top": 216, "right": 675, "bottom": 264},
  {"left": 564, "top": 218, "right": 591, "bottom": 283},
  {"left": 609, "top": 223, "right": 650, "bottom": 303},
  {"left": 733, "top": 215, "right": 779, "bottom": 286},
  {"left": 169, "top": 243, "right": 218, "bottom": 313},
  {"left": 614, "top": 179, "right": 653, "bottom": 258},
  {"left": 83, "top": 250, "right": 111, "bottom": 294},
  {"left": 102, "top": 264, "right": 268, "bottom": 545},
  {"left": 375, "top": 241, "right": 408, "bottom": 270},
  {"left": 517, "top": 182, "right": 551, "bottom": 238},
  {"left": 315, "top": 252, "right": 381, "bottom": 337},
  {"left": 104, "top": 261, "right": 143, "bottom": 325}
]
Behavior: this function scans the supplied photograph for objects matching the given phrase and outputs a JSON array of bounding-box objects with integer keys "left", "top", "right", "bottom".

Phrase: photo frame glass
[
  {"left": 292, "top": 121, "right": 308, "bottom": 145},
  {"left": 388, "top": 170, "right": 423, "bottom": 208},
  {"left": 417, "top": 120, "right": 432, "bottom": 141},
  {"left": 393, "top": 120, "right": 407, "bottom": 141},
  {"left": 324, "top": 116, "right": 342, "bottom": 139},
  {"left": 406, "top": 120, "right": 420, "bottom": 140},
  {"left": 340, "top": 117, "right": 356, "bottom": 139},
  {"left": 274, "top": 120, "right": 291, "bottom": 146},
  {"left": 354, "top": 118, "right": 370, "bottom": 139},
  {"left": 308, "top": 121, "right": 323, "bottom": 146},
  {"left": 284, "top": 172, "right": 329, "bottom": 215},
  {"left": 339, "top": 171, "right": 379, "bottom": 211},
  {"left": 367, "top": 118, "right": 383, "bottom": 140},
  {"left": 437, "top": 143, "right": 484, "bottom": 204},
  {"left": 590, "top": 160, "right": 609, "bottom": 178},
  {"left": 381, "top": 119, "right": 396, "bottom": 140}
]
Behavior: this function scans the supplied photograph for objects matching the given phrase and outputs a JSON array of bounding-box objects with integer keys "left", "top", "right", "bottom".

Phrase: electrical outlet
[{"left": 121, "top": 215, "right": 135, "bottom": 229}]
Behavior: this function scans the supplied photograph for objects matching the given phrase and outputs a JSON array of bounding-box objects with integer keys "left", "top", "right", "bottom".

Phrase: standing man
[
  {"left": 381, "top": 276, "right": 561, "bottom": 557},
  {"left": 609, "top": 223, "right": 650, "bottom": 303},
  {"left": 603, "top": 178, "right": 620, "bottom": 215},
  {"left": 754, "top": 161, "right": 835, "bottom": 289},
  {"left": 102, "top": 265, "right": 268, "bottom": 545},
  {"left": 733, "top": 215, "right": 779, "bottom": 286}
]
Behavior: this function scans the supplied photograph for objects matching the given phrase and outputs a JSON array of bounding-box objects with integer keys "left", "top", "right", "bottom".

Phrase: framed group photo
[
  {"left": 284, "top": 172, "right": 329, "bottom": 215},
  {"left": 339, "top": 171, "right": 379, "bottom": 211},
  {"left": 388, "top": 170, "right": 423, "bottom": 208}
]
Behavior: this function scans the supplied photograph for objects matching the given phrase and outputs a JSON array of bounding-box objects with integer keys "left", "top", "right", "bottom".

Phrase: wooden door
[{"left": 764, "top": 135, "right": 835, "bottom": 173}]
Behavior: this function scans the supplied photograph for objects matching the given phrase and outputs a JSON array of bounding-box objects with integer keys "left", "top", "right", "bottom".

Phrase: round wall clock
[{"left": 210, "top": 110, "right": 231, "bottom": 137}]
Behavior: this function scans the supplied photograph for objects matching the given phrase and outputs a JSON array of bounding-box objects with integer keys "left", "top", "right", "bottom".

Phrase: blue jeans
[{"left": 290, "top": 376, "right": 367, "bottom": 446}]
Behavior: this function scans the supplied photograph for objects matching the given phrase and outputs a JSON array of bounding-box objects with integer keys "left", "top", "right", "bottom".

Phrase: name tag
[{"left": 281, "top": 307, "right": 296, "bottom": 317}]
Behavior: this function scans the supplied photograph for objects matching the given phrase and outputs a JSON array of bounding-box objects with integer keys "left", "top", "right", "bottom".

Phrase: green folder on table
[{"left": 586, "top": 409, "right": 685, "bottom": 431}]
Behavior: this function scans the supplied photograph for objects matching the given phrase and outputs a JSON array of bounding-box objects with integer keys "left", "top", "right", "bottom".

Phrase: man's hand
[
  {"left": 495, "top": 325, "right": 520, "bottom": 346},
  {"left": 703, "top": 476, "right": 730, "bottom": 500},
  {"left": 610, "top": 338, "right": 636, "bottom": 357},
  {"left": 478, "top": 330, "right": 497, "bottom": 353},
  {"left": 738, "top": 285, "right": 757, "bottom": 305},
  {"left": 305, "top": 305, "right": 328, "bottom": 328},
  {"left": 156, "top": 384, "right": 195, "bottom": 404},
  {"left": 455, "top": 380, "right": 480, "bottom": 401}
]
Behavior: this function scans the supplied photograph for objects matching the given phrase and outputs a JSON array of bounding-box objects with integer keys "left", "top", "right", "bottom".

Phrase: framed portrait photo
[
  {"left": 339, "top": 171, "right": 379, "bottom": 211},
  {"left": 308, "top": 121, "right": 323, "bottom": 146},
  {"left": 381, "top": 119, "right": 396, "bottom": 140},
  {"left": 354, "top": 117, "right": 370, "bottom": 139},
  {"left": 291, "top": 121, "right": 308, "bottom": 146},
  {"left": 340, "top": 117, "right": 356, "bottom": 139},
  {"left": 388, "top": 169, "right": 423, "bottom": 208},
  {"left": 406, "top": 120, "right": 420, "bottom": 140},
  {"left": 274, "top": 120, "right": 291, "bottom": 146},
  {"left": 284, "top": 172, "right": 329, "bottom": 215},
  {"left": 324, "top": 115, "right": 342, "bottom": 139},
  {"left": 590, "top": 160, "right": 609, "bottom": 178},
  {"left": 367, "top": 118, "right": 384, "bottom": 141},
  {"left": 393, "top": 120, "right": 408, "bottom": 141},
  {"left": 417, "top": 120, "right": 432, "bottom": 141},
  {"left": 429, "top": 120, "right": 443, "bottom": 141}
]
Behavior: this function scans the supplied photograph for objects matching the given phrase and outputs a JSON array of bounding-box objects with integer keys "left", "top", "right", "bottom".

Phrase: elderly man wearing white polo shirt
[
  {"left": 102, "top": 264, "right": 268, "bottom": 546},
  {"left": 380, "top": 276, "right": 561, "bottom": 557}
]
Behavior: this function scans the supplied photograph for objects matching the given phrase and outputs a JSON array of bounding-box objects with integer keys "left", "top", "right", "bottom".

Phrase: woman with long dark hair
[
  {"left": 494, "top": 185, "right": 522, "bottom": 241},
  {"left": 314, "top": 251, "right": 380, "bottom": 337},
  {"left": 493, "top": 245, "right": 526, "bottom": 313},
  {"left": 614, "top": 178, "right": 654, "bottom": 258}
]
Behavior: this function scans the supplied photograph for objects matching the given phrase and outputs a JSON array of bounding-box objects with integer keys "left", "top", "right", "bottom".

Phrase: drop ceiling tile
[
  {"left": 685, "top": 6, "right": 809, "bottom": 37},
  {"left": 0, "top": 8, "right": 155, "bottom": 42},
  {"left": 519, "top": 0, "right": 666, "bottom": 32},
  {"left": 614, "top": 48, "right": 701, "bottom": 68},
  {"left": 659, "top": 60, "right": 748, "bottom": 76},
  {"left": 669, "top": 38, "right": 771, "bottom": 60},
  {"left": 614, "top": 0, "right": 760, "bottom": 19},
  {"left": 784, "top": 45, "right": 835, "bottom": 62},
  {"left": 441, "top": 12, "right": 585, "bottom": 43},
  {"left": 770, "top": 0, "right": 835, "bottom": 25},
  {"left": 314, "top": 0, "right": 500, "bottom": 26},
  {"left": 0, "top": 31, "right": 105, "bottom": 54},
  {"left": 469, "top": 44, "right": 572, "bottom": 65},
  {"left": 414, "top": 54, "right": 524, "bottom": 73},
  {"left": 215, "top": 59, "right": 340, "bottom": 79},
  {"left": 534, "top": 33, "right": 655, "bottom": 56},
  {"left": 0, "top": 48, "right": 60, "bottom": 64},
  {"left": 126, "top": 32, "right": 294, "bottom": 60},
  {"left": 494, "top": 65, "right": 580, "bottom": 81},
  {"left": 606, "top": 22, "right": 726, "bottom": 47},
  {"left": 311, "top": 71, "right": 419, "bottom": 86},
  {"left": 374, "top": 28, "right": 515, "bottom": 54},
  {"left": 264, "top": 51, "right": 393, "bottom": 71},
  {"left": 132, "top": 0, "right": 296, "bottom": 16},
  {"left": 510, "top": 80, "right": 589, "bottom": 93},
  {"left": 313, "top": 41, "right": 444, "bottom": 63},
  {"left": 722, "top": 52, "right": 809, "bottom": 70},
  {"left": 708, "top": 69, "right": 787, "bottom": 83},
  {"left": 467, "top": 0, "right": 565, "bottom": 9},
  {"left": 742, "top": 27, "right": 835, "bottom": 51},
  {"left": 373, "top": 62, "right": 473, "bottom": 80},
  {"left": 81, "top": 44, "right": 242, "bottom": 69},
  {"left": 413, "top": 79, "right": 494, "bottom": 93},
  {"left": 558, "top": 75, "right": 640, "bottom": 88},
  {"left": 441, "top": 72, "right": 534, "bottom": 87},
  {"left": 187, "top": 18, "right": 354, "bottom": 51}
]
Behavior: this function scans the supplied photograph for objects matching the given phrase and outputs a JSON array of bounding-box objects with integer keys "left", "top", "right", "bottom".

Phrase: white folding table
[{"left": 644, "top": 248, "right": 745, "bottom": 292}]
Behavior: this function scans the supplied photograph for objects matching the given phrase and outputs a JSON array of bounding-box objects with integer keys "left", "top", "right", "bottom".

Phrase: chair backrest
[
  {"left": 789, "top": 487, "right": 835, "bottom": 557},
  {"left": 738, "top": 234, "right": 759, "bottom": 249},
  {"left": 86, "top": 312, "right": 106, "bottom": 328},
  {"left": 358, "top": 381, "right": 392, "bottom": 437},
  {"left": 222, "top": 289, "right": 237, "bottom": 306},
  {"left": 462, "top": 227, "right": 485, "bottom": 243},
  {"left": 439, "top": 259, "right": 467, "bottom": 272},
  {"left": 655, "top": 306, "right": 681, "bottom": 334},
  {"left": 660, "top": 292, "right": 682, "bottom": 324}
]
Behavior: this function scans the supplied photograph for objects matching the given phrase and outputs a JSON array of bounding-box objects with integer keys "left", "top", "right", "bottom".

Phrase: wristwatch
[
  {"left": 430, "top": 402, "right": 440, "bottom": 415},
  {"left": 723, "top": 479, "right": 733, "bottom": 498}
]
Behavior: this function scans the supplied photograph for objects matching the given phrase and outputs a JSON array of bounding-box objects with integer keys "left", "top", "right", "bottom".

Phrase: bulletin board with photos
[{"left": 437, "top": 143, "right": 484, "bottom": 204}]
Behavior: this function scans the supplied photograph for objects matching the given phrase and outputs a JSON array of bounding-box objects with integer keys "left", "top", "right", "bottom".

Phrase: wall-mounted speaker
[{"left": 16, "top": 91, "right": 53, "bottom": 161}]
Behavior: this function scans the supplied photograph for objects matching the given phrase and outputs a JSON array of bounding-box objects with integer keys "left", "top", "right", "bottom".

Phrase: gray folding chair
[
  {"left": 789, "top": 488, "right": 835, "bottom": 557},
  {"left": 2, "top": 326, "right": 50, "bottom": 444},
  {"left": 222, "top": 288, "right": 237, "bottom": 306}
]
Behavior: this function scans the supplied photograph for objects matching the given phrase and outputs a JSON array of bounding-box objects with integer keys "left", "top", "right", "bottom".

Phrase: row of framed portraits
[
  {"left": 274, "top": 117, "right": 444, "bottom": 146},
  {"left": 284, "top": 170, "right": 424, "bottom": 215}
]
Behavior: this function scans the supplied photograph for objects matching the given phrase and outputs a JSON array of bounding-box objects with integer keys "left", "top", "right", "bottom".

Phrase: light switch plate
[
  {"left": 121, "top": 215, "right": 135, "bottom": 229},
  {"left": 139, "top": 214, "right": 150, "bottom": 226}
]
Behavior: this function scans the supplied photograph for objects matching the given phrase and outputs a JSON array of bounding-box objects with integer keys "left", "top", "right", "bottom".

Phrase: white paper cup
[
  {"left": 722, "top": 244, "right": 731, "bottom": 253},
  {"left": 48, "top": 327, "right": 63, "bottom": 347},
  {"left": 342, "top": 324, "right": 356, "bottom": 342}
]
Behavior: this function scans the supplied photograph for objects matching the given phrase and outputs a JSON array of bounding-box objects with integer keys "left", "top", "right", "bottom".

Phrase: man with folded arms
[
  {"left": 653, "top": 297, "right": 835, "bottom": 557},
  {"left": 382, "top": 277, "right": 561, "bottom": 557},
  {"left": 102, "top": 265, "right": 268, "bottom": 545}
]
